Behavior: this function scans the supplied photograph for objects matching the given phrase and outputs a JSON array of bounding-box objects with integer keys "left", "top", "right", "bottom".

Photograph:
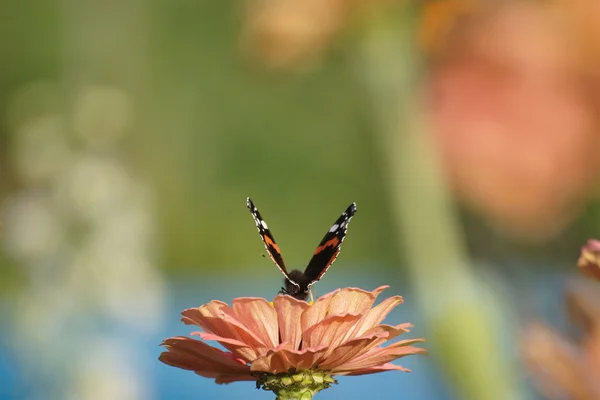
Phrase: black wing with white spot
[
  {"left": 246, "top": 198, "right": 297, "bottom": 288},
  {"left": 303, "top": 202, "right": 357, "bottom": 287}
]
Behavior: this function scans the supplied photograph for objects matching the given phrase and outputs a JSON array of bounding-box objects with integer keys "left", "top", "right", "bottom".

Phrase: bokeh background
[{"left": 2, "top": 0, "right": 600, "bottom": 399}]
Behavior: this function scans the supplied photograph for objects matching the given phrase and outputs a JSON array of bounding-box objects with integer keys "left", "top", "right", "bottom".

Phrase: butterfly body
[
  {"left": 247, "top": 197, "right": 357, "bottom": 301},
  {"left": 282, "top": 270, "right": 311, "bottom": 300}
]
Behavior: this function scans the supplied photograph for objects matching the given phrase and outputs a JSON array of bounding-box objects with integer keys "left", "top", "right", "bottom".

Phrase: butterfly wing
[
  {"left": 303, "top": 202, "right": 357, "bottom": 288},
  {"left": 247, "top": 198, "right": 299, "bottom": 290}
]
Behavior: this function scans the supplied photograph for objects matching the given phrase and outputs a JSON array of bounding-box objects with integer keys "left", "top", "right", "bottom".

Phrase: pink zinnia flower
[
  {"left": 427, "top": 1, "right": 600, "bottom": 240},
  {"left": 159, "top": 286, "right": 426, "bottom": 398}
]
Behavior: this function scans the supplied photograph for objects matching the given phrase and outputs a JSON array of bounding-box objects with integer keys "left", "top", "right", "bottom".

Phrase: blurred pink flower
[
  {"left": 427, "top": 1, "right": 600, "bottom": 239},
  {"left": 522, "top": 280, "right": 600, "bottom": 400},
  {"left": 578, "top": 239, "right": 600, "bottom": 281},
  {"left": 159, "top": 286, "right": 426, "bottom": 396}
]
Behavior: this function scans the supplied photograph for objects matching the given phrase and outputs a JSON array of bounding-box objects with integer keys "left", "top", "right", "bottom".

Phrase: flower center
[{"left": 256, "top": 369, "right": 337, "bottom": 400}]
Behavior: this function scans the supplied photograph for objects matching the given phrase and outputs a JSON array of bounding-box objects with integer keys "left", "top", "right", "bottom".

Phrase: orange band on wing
[
  {"left": 314, "top": 237, "right": 340, "bottom": 254},
  {"left": 264, "top": 234, "right": 281, "bottom": 253}
]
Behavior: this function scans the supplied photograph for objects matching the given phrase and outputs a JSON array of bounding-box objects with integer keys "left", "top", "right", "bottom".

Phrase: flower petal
[
  {"left": 181, "top": 302, "right": 236, "bottom": 336},
  {"left": 232, "top": 297, "right": 279, "bottom": 348},
  {"left": 587, "top": 328, "right": 600, "bottom": 373},
  {"left": 318, "top": 332, "right": 389, "bottom": 370},
  {"left": 159, "top": 336, "right": 251, "bottom": 375},
  {"left": 182, "top": 307, "right": 266, "bottom": 353},
  {"left": 349, "top": 295, "right": 404, "bottom": 339},
  {"left": 194, "top": 371, "right": 256, "bottom": 384},
  {"left": 333, "top": 339, "right": 427, "bottom": 372},
  {"left": 186, "top": 300, "right": 234, "bottom": 325},
  {"left": 302, "top": 314, "right": 362, "bottom": 350},
  {"left": 521, "top": 322, "right": 592, "bottom": 399},
  {"left": 360, "top": 323, "right": 413, "bottom": 342},
  {"left": 301, "top": 286, "right": 388, "bottom": 335},
  {"left": 273, "top": 294, "right": 310, "bottom": 350},
  {"left": 250, "top": 346, "right": 328, "bottom": 374},
  {"left": 337, "top": 362, "right": 412, "bottom": 376},
  {"left": 193, "top": 332, "right": 257, "bottom": 362},
  {"left": 565, "top": 280, "right": 600, "bottom": 335},
  {"left": 327, "top": 286, "right": 389, "bottom": 317},
  {"left": 300, "top": 289, "right": 340, "bottom": 331},
  {"left": 319, "top": 323, "right": 413, "bottom": 370}
]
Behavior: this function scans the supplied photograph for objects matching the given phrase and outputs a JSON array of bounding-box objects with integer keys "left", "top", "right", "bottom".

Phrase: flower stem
[
  {"left": 274, "top": 389, "right": 313, "bottom": 400},
  {"left": 256, "top": 370, "right": 337, "bottom": 400}
]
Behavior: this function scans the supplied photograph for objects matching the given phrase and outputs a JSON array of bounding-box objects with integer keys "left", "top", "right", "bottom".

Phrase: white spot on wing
[
  {"left": 261, "top": 219, "right": 268, "bottom": 229},
  {"left": 329, "top": 223, "right": 339, "bottom": 233}
]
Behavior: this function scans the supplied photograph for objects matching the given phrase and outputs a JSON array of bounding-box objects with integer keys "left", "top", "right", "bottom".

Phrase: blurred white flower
[
  {"left": 3, "top": 82, "right": 164, "bottom": 400},
  {"left": 73, "top": 85, "right": 132, "bottom": 149},
  {"left": 68, "top": 339, "right": 153, "bottom": 400},
  {"left": 2, "top": 193, "right": 67, "bottom": 264},
  {"left": 13, "top": 114, "right": 72, "bottom": 184}
]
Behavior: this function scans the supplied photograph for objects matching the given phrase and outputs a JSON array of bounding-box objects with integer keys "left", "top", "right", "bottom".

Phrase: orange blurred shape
[
  {"left": 522, "top": 281, "right": 600, "bottom": 400},
  {"left": 418, "top": 0, "right": 478, "bottom": 56},
  {"left": 553, "top": 0, "right": 600, "bottom": 71},
  {"left": 427, "top": 1, "right": 600, "bottom": 240},
  {"left": 239, "top": 0, "right": 397, "bottom": 70}
]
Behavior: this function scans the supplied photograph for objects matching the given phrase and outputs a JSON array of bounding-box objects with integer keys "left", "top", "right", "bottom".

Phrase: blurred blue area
[{"left": 0, "top": 269, "right": 565, "bottom": 399}]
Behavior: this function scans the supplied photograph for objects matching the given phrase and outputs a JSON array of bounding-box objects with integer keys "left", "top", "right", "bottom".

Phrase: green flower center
[{"left": 256, "top": 369, "right": 337, "bottom": 400}]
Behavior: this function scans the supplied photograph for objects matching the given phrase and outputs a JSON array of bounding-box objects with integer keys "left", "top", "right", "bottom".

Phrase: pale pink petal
[
  {"left": 318, "top": 332, "right": 389, "bottom": 370},
  {"left": 349, "top": 296, "right": 404, "bottom": 339},
  {"left": 302, "top": 314, "right": 362, "bottom": 350},
  {"left": 159, "top": 336, "right": 251, "bottom": 375},
  {"left": 192, "top": 331, "right": 249, "bottom": 347},
  {"left": 182, "top": 308, "right": 266, "bottom": 353},
  {"left": 195, "top": 371, "right": 256, "bottom": 384},
  {"left": 196, "top": 300, "right": 236, "bottom": 322},
  {"left": 232, "top": 297, "right": 279, "bottom": 348},
  {"left": 251, "top": 346, "right": 328, "bottom": 374},
  {"left": 320, "top": 323, "right": 415, "bottom": 370},
  {"left": 219, "top": 312, "right": 274, "bottom": 354},
  {"left": 301, "top": 286, "right": 389, "bottom": 335},
  {"left": 326, "top": 286, "right": 389, "bottom": 317},
  {"left": 300, "top": 289, "right": 340, "bottom": 332},
  {"left": 182, "top": 302, "right": 238, "bottom": 337},
  {"left": 334, "top": 339, "right": 427, "bottom": 372},
  {"left": 193, "top": 332, "right": 258, "bottom": 362},
  {"left": 521, "top": 322, "right": 594, "bottom": 399},
  {"left": 319, "top": 324, "right": 413, "bottom": 369},
  {"left": 359, "top": 323, "right": 413, "bottom": 342},
  {"left": 337, "top": 363, "right": 412, "bottom": 376},
  {"left": 273, "top": 295, "right": 310, "bottom": 350},
  {"left": 272, "top": 341, "right": 291, "bottom": 352}
]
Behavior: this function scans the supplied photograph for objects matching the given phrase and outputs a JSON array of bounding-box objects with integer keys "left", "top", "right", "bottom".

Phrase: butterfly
[{"left": 247, "top": 197, "right": 357, "bottom": 301}]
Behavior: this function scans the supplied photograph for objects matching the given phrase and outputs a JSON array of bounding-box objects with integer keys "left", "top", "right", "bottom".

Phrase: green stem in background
[
  {"left": 256, "top": 370, "right": 337, "bottom": 400},
  {"left": 357, "top": 4, "right": 526, "bottom": 400}
]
